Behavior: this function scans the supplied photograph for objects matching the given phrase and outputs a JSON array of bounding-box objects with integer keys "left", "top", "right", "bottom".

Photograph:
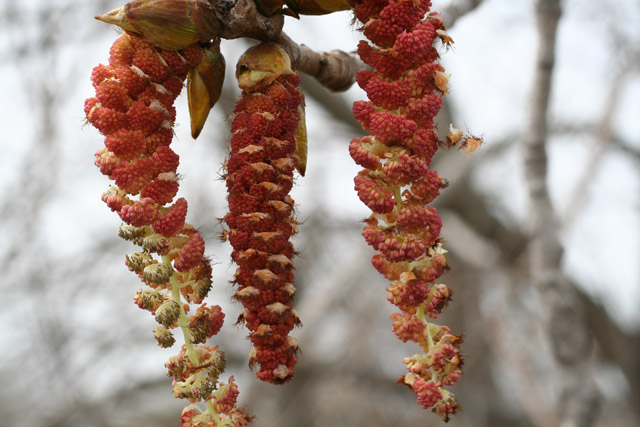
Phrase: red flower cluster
[
  {"left": 86, "top": 33, "right": 247, "bottom": 424},
  {"left": 86, "top": 34, "right": 209, "bottom": 280},
  {"left": 350, "top": 0, "right": 463, "bottom": 419},
  {"left": 225, "top": 70, "right": 303, "bottom": 384}
]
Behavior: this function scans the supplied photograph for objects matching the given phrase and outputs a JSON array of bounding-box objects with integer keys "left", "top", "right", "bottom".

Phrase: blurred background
[{"left": 0, "top": 0, "right": 638, "bottom": 426}]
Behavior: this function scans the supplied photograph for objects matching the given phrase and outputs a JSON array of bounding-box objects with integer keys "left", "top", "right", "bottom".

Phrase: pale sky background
[
  {"left": 0, "top": 1, "right": 638, "bottom": 425},
  {"left": 0, "top": 0, "right": 638, "bottom": 326}
]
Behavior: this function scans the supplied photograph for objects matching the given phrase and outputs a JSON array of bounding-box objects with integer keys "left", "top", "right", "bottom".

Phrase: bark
[{"left": 279, "top": 32, "right": 367, "bottom": 92}]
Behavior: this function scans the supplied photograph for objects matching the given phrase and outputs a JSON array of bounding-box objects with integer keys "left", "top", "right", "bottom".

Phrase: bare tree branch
[
  {"left": 524, "top": 1, "right": 599, "bottom": 425},
  {"left": 443, "top": 211, "right": 561, "bottom": 426},
  {"left": 552, "top": 122, "right": 640, "bottom": 162},
  {"left": 560, "top": 64, "right": 631, "bottom": 226},
  {"left": 440, "top": 0, "right": 486, "bottom": 28},
  {"left": 279, "top": 32, "right": 367, "bottom": 92}
]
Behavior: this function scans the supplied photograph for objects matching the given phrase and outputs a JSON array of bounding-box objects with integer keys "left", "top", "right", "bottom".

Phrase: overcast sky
[{"left": 1, "top": 0, "right": 638, "bottom": 331}]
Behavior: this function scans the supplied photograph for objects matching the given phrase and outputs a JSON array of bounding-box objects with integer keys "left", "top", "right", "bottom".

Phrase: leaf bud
[{"left": 96, "top": 0, "right": 221, "bottom": 50}]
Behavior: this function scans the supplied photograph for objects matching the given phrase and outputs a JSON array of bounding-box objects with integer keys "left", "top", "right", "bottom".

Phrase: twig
[{"left": 278, "top": 32, "right": 367, "bottom": 92}]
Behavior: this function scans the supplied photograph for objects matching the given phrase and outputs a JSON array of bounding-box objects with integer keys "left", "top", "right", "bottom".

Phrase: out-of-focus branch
[
  {"left": 524, "top": 0, "right": 561, "bottom": 263},
  {"left": 561, "top": 66, "right": 632, "bottom": 225},
  {"left": 278, "top": 32, "right": 367, "bottom": 92},
  {"left": 278, "top": 0, "right": 488, "bottom": 92},
  {"left": 552, "top": 122, "right": 640, "bottom": 162},
  {"left": 440, "top": 0, "right": 485, "bottom": 28},
  {"left": 524, "top": 1, "right": 599, "bottom": 426},
  {"left": 442, "top": 211, "right": 560, "bottom": 426}
]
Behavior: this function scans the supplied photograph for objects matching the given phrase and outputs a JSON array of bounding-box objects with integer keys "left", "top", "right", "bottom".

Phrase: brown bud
[
  {"left": 96, "top": 0, "right": 221, "bottom": 50},
  {"left": 187, "top": 42, "right": 226, "bottom": 139}
]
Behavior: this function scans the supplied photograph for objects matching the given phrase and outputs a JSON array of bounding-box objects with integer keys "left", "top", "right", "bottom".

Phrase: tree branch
[
  {"left": 212, "top": 0, "right": 284, "bottom": 40},
  {"left": 561, "top": 65, "right": 633, "bottom": 225},
  {"left": 524, "top": 1, "right": 600, "bottom": 425},
  {"left": 278, "top": 32, "right": 367, "bottom": 92},
  {"left": 211, "top": 0, "right": 369, "bottom": 91},
  {"left": 440, "top": 0, "right": 486, "bottom": 28}
]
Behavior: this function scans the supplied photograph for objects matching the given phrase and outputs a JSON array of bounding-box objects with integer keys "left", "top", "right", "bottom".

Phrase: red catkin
[
  {"left": 350, "top": 0, "right": 463, "bottom": 419},
  {"left": 225, "top": 71, "right": 303, "bottom": 385}
]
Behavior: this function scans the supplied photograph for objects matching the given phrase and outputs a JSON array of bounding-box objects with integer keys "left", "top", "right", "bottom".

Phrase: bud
[
  {"left": 96, "top": 0, "right": 221, "bottom": 50},
  {"left": 236, "top": 43, "right": 293, "bottom": 92},
  {"left": 187, "top": 41, "right": 226, "bottom": 139}
]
